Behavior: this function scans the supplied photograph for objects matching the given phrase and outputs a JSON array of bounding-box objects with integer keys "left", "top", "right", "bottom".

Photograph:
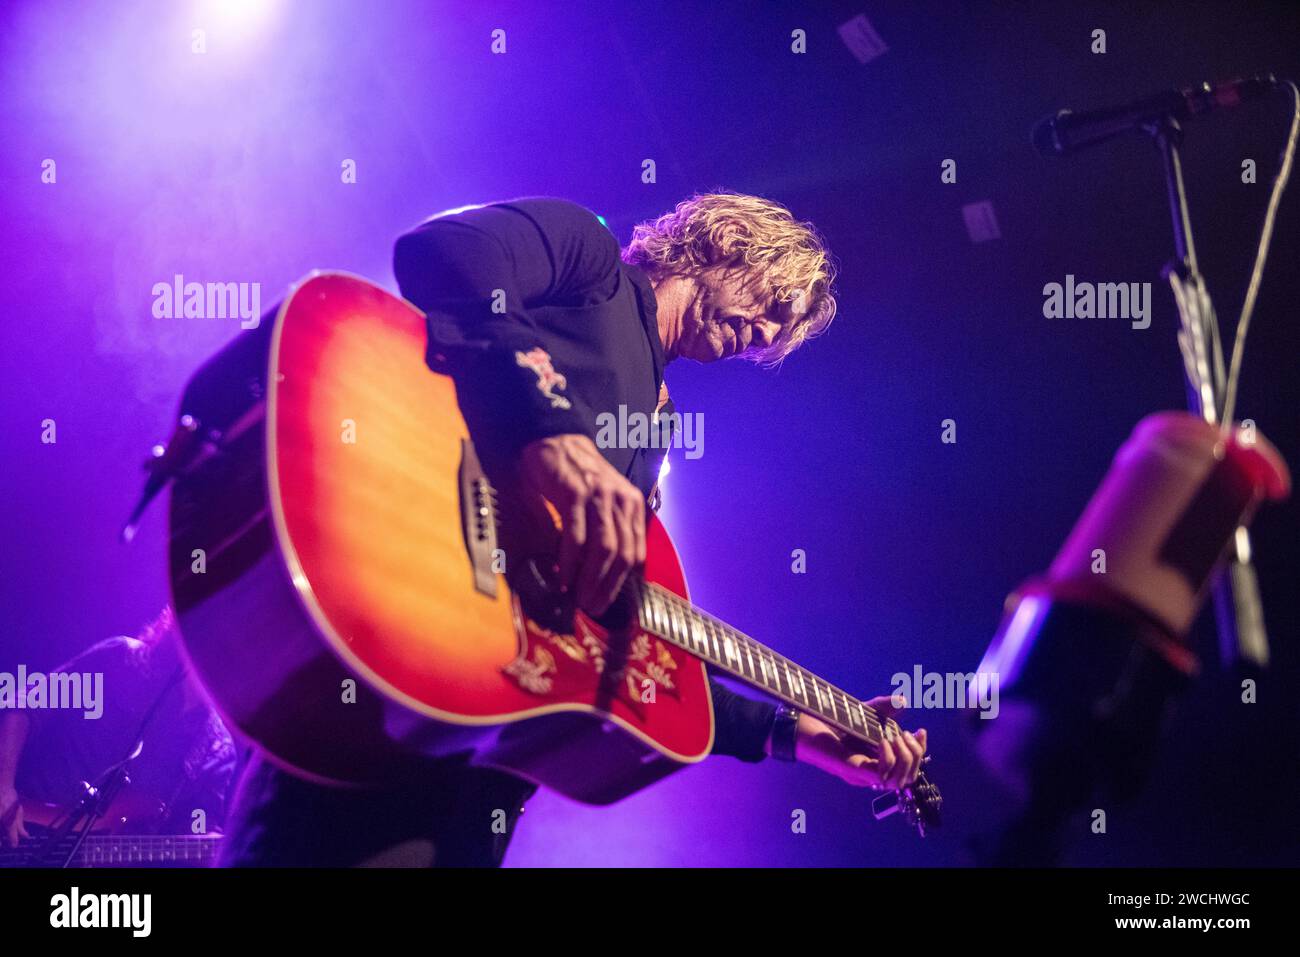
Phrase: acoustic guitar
[{"left": 162, "top": 272, "right": 941, "bottom": 835}]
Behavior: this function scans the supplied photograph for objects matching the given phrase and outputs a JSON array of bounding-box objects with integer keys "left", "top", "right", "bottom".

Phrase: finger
[
  {"left": 609, "top": 490, "right": 641, "bottom": 573},
  {"left": 905, "top": 728, "right": 926, "bottom": 761},
  {"left": 867, "top": 693, "right": 907, "bottom": 719},
  {"left": 846, "top": 753, "right": 881, "bottom": 788},
  {"left": 878, "top": 738, "right": 899, "bottom": 790},
  {"left": 912, "top": 729, "right": 929, "bottom": 781},
  {"left": 577, "top": 492, "right": 619, "bottom": 614},
  {"left": 887, "top": 727, "right": 915, "bottom": 788},
  {"left": 875, "top": 735, "right": 898, "bottom": 787},
  {"left": 593, "top": 496, "right": 637, "bottom": 615},
  {"left": 556, "top": 491, "right": 587, "bottom": 592},
  {"left": 899, "top": 731, "right": 922, "bottom": 785},
  {"left": 626, "top": 491, "right": 646, "bottom": 566}
]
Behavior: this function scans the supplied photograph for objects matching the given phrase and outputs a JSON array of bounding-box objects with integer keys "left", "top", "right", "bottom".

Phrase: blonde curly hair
[{"left": 622, "top": 192, "right": 838, "bottom": 365}]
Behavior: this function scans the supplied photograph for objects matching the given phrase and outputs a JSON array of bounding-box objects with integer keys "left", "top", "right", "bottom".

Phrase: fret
[
  {"left": 705, "top": 617, "right": 721, "bottom": 664},
  {"left": 828, "top": 685, "right": 846, "bottom": 725},
  {"left": 706, "top": 618, "right": 722, "bottom": 663},
  {"left": 637, "top": 583, "right": 651, "bottom": 631},
  {"left": 743, "top": 638, "right": 757, "bottom": 681},
  {"left": 792, "top": 666, "right": 810, "bottom": 706},
  {"left": 691, "top": 614, "right": 708, "bottom": 658},
  {"left": 826, "top": 686, "right": 842, "bottom": 723},
  {"left": 790, "top": 670, "right": 811, "bottom": 707},
  {"left": 682, "top": 611, "right": 696, "bottom": 654},
  {"left": 857, "top": 701, "right": 877, "bottom": 742},
  {"left": 669, "top": 600, "right": 684, "bottom": 646},
  {"left": 721, "top": 630, "right": 739, "bottom": 671},
  {"left": 847, "top": 694, "right": 866, "bottom": 734},
  {"left": 846, "top": 694, "right": 862, "bottom": 730},
  {"left": 770, "top": 653, "right": 787, "bottom": 696}
]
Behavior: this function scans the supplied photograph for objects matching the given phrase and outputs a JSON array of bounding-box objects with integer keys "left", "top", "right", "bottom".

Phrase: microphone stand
[{"left": 1147, "top": 116, "right": 1271, "bottom": 669}]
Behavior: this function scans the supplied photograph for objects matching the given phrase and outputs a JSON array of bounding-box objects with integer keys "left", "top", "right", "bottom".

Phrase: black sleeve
[
  {"left": 392, "top": 198, "right": 621, "bottom": 465},
  {"left": 708, "top": 677, "right": 777, "bottom": 763}
]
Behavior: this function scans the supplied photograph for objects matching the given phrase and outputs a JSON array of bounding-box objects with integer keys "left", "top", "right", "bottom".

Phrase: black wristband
[{"left": 770, "top": 704, "right": 800, "bottom": 762}]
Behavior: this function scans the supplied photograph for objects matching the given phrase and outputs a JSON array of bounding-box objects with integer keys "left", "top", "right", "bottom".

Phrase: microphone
[{"left": 1033, "top": 74, "right": 1280, "bottom": 156}]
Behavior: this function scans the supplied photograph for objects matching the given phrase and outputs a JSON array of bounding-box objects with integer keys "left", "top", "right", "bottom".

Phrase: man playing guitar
[{"left": 217, "top": 194, "right": 929, "bottom": 867}]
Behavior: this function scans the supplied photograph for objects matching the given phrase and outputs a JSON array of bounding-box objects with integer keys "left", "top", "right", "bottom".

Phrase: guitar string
[
  {"left": 639, "top": 580, "right": 930, "bottom": 794},
  {"left": 630, "top": 578, "right": 897, "bottom": 744},
  {"left": 641, "top": 581, "right": 887, "bottom": 736},
  {"left": 17, "top": 834, "right": 218, "bottom": 865}
]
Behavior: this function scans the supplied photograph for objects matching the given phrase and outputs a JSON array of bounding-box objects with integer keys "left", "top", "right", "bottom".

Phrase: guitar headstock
[{"left": 871, "top": 767, "right": 943, "bottom": 837}]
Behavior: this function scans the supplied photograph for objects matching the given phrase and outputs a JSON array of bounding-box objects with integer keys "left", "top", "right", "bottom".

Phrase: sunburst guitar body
[{"left": 166, "top": 272, "right": 941, "bottom": 832}]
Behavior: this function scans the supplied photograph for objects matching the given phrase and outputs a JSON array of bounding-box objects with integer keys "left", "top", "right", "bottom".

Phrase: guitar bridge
[{"left": 457, "top": 438, "right": 499, "bottom": 597}]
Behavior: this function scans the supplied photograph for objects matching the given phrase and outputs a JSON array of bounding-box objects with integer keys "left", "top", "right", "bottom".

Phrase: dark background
[{"left": 1, "top": 0, "right": 1296, "bottom": 865}]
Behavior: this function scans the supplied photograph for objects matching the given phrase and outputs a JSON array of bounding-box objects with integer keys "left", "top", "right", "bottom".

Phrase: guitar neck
[
  {"left": 75, "top": 835, "right": 221, "bottom": 867},
  {"left": 633, "top": 580, "right": 887, "bottom": 748},
  {"left": 15, "top": 834, "right": 223, "bottom": 868}
]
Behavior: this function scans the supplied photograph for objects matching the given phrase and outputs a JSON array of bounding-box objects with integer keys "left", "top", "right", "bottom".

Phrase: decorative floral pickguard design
[{"left": 503, "top": 600, "right": 681, "bottom": 718}]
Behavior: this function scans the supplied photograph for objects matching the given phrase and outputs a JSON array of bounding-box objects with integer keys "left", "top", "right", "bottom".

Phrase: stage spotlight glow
[{"left": 192, "top": 0, "right": 284, "bottom": 50}]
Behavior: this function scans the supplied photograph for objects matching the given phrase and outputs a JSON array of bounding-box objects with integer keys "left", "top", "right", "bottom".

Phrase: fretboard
[
  {"left": 18, "top": 834, "right": 224, "bottom": 868},
  {"left": 77, "top": 834, "right": 221, "bottom": 867},
  {"left": 634, "top": 580, "right": 886, "bottom": 748}
]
